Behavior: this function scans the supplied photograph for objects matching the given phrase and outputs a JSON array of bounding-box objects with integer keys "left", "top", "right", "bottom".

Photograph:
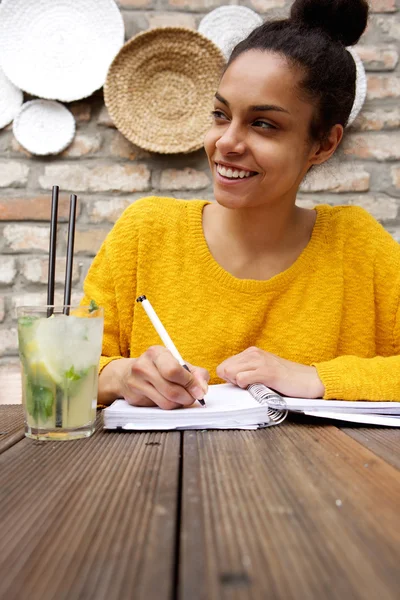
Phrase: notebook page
[
  {"left": 304, "top": 411, "right": 400, "bottom": 426},
  {"left": 275, "top": 397, "right": 400, "bottom": 414},
  {"left": 106, "top": 384, "right": 258, "bottom": 417}
]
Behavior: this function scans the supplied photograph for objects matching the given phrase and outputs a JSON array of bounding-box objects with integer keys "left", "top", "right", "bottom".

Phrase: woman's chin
[{"left": 213, "top": 187, "right": 254, "bottom": 209}]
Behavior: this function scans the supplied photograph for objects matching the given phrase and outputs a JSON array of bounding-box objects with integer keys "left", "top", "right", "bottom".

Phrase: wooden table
[{"left": 1, "top": 405, "right": 399, "bottom": 600}]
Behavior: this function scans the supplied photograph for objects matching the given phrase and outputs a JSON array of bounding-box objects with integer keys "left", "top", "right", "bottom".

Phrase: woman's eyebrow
[{"left": 214, "top": 92, "right": 290, "bottom": 115}]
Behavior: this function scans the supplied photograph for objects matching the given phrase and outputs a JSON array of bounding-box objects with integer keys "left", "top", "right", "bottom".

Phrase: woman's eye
[
  {"left": 253, "top": 120, "right": 276, "bottom": 130},
  {"left": 211, "top": 110, "right": 228, "bottom": 121}
]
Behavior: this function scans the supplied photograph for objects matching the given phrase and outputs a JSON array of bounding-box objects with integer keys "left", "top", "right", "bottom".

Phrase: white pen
[{"left": 136, "top": 295, "right": 206, "bottom": 406}]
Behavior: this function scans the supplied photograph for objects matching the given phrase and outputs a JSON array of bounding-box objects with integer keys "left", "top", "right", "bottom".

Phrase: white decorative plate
[
  {"left": 347, "top": 47, "right": 367, "bottom": 126},
  {"left": 198, "top": 5, "right": 263, "bottom": 60},
  {"left": 13, "top": 100, "right": 76, "bottom": 155},
  {"left": 0, "top": 66, "right": 23, "bottom": 129},
  {"left": 0, "top": 0, "right": 124, "bottom": 102}
]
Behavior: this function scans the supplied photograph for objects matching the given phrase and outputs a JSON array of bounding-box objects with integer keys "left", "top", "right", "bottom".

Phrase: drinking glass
[{"left": 17, "top": 305, "right": 104, "bottom": 441}]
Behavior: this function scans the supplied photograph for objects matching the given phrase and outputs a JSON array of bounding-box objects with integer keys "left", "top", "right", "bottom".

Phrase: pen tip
[{"left": 198, "top": 398, "right": 206, "bottom": 407}]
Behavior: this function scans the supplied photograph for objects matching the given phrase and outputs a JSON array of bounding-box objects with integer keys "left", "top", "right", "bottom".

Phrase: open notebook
[{"left": 103, "top": 383, "right": 400, "bottom": 430}]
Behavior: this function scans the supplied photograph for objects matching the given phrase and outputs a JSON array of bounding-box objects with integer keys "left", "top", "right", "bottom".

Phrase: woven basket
[
  {"left": 104, "top": 28, "right": 225, "bottom": 154},
  {"left": 0, "top": 0, "right": 124, "bottom": 102},
  {"left": 0, "top": 66, "right": 23, "bottom": 129},
  {"left": 198, "top": 5, "right": 263, "bottom": 60},
  {"left": 13, "top": 100, "right": 75, "bottom": 155}
]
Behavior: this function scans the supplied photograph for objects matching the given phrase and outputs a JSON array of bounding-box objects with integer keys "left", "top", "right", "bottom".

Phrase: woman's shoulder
[
  {"left": 316, "top": 203, "right": 400, "bottom": 268},
  {"left": 317, "top": 203, "right": 398, "bottom": 244},
  {"left": 112, "top": 196, "right": 207, "bottom": 234}
]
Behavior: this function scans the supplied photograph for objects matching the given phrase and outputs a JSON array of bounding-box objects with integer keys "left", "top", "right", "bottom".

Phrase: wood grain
[
  {"left": 341, "top": 426, "right": 400, "bottom": 470},
  {"left": 179, "top": 423, "right": 400, "bottom": 600},
  {"left": 0, "top": 420, "right": 180, "bottom": 600},
  {"left": 0, "top": 405, "right": 25, "bottom": 454}
]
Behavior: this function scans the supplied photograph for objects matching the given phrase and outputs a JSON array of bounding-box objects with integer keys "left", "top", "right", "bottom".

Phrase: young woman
[{"left": 82, "top": 0, "right": 400, "bottom": 408}]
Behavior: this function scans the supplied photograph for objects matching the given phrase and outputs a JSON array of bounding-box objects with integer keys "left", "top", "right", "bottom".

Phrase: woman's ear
[{"left": 309, "top": 124, "right": 344, "bottom": 166}]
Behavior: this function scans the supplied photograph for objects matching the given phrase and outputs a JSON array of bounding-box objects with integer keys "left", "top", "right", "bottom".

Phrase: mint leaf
[
  {"left": 18, "top": 316, "right": 38, "bottom": 327},
  {"left": 65, "top": 365, "right": 81, "bottom": 381},
  {"left": 26, "top": 384, "right": 54, "bottom": 421},
  {"left": 89, "top": 300, "right": 99, "bottom": 313}
]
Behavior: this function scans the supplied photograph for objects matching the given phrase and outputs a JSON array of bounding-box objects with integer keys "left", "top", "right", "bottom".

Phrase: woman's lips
[{"left": 214, "top": 165, "right": 258, "bottom": 186}]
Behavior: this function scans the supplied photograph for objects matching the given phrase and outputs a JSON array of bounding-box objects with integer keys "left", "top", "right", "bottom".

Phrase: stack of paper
[
  {"left": 103, "top": 385, "right": 271, "bottom": 430},
  {"left": 269, "top": 397, "right": 400, "bottom": 426}
]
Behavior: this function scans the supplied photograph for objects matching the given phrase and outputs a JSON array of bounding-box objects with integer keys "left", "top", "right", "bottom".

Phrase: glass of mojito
[{"left": 17, "top": 304, "right": 104, "bottom": 441}]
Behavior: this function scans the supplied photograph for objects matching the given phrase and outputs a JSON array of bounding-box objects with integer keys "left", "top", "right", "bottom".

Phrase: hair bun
[{"left": 290, "top": 0, "right": 369, "bottom": 46}]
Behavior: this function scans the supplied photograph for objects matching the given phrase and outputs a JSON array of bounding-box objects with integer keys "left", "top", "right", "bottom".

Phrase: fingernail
[
  {"left": 192, "top": 386, "right": 204, "bottom": 399},
  {"left": 201, "top": 380, "right": 208, "bottom": 394}
]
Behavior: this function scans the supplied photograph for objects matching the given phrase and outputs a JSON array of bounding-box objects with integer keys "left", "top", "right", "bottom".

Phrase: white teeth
[{"left": 216, "top": 164, "right": 254, "bottom": 179}]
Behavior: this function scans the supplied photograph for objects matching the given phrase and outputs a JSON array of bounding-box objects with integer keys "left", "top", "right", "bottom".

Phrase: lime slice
[{"left": 32, "top": 317, "right": 69, "bottom": 384}]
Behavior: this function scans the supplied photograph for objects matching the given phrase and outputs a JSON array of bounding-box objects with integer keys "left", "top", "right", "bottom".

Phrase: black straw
[
  {"left": 63, "top": 194, "right": 77, "bottom": 315},
  {"left": 47, "top": 186, "right": 59, "bottom": 318}
]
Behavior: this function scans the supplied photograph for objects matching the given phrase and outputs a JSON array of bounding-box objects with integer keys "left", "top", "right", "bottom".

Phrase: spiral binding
[{"left": 247, "top": 383, "right": 288, "bottom": 425}]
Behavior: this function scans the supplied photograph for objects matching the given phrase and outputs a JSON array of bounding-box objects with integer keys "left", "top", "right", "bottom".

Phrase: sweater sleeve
[
  {"left": 313, "top": 228, "right": 400, "bottom": 401},
  {"left": 81, "top": 239, "right": 125, "bottom": 374},
  {"left": 313, "top": 354, "right": 400, "bottom": 401}
]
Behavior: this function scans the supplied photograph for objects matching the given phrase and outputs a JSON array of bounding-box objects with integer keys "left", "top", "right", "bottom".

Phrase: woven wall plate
[
  {"left": 0, "top": 0, "right": 124, "bottom": 102},
  {"left": 13, "top": 100, "right": 76, "bottom": 155},
  {"left": 0, "top": 66, "right": 23, "bottom": 129},
  {"left": 198, "top": 5, "right": 263, "bottom": 60},
  {"left": 347, "top": 47, "right": 367, "bottom": 126},
  {"left": 104, "top": 28, "right": 225, "bottom": 154}
]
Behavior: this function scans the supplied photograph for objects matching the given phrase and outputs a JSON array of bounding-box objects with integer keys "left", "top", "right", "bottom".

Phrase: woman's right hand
[{"left": 98, "top": 345, "right": 209, "bottom": 409}]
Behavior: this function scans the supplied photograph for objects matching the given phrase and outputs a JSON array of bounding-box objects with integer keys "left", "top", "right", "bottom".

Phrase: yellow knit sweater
[{"left": 82, "top": 196, "right": 400, "bottom": 401}]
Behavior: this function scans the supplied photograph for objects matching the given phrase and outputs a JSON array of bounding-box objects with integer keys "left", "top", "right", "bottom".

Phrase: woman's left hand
[{"left": 216, "top": 347, "right": 325, "bottom": 399}]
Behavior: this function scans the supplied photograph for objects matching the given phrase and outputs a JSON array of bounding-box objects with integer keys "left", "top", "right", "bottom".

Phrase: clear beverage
[{"left": 17, "top": 305, "right": 104, "bottom": 441}]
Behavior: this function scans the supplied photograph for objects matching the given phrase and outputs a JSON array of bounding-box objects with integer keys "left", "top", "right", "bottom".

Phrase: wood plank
[
  {"left": 0, "top": 365, "right": 22, "bottom": 405},
  {"left": 179, "top": 423, "right": 400, "bottom": 600},
  {"left": 0, "top": 420, "right": 180, "bottom": 600},
  {"left": 340, "top": 426, "right": 400, "bottom": 470},
  {"left": 0, "top": 406, "right": 25, "bottom": 454}
]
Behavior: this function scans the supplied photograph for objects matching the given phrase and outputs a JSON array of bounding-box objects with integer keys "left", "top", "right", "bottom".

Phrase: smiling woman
[{"left": 81, "top": 0, "right": 400, "bottom": 408}]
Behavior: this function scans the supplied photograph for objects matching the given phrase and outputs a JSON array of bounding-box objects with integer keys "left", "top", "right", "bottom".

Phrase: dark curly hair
[{"left": 227, "top": 0, "right": 369, "bottom": 142}]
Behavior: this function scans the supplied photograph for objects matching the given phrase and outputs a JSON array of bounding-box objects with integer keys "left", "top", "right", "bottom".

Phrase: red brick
[
  {"left": 97, "top": 106, "right": 116, "bottom": 128},
  {"left": 61, "top": 132, "right": 102, "bottom": 158},
  {"left": 3, "top": 224, "right": 51, "bottom": 252},
  {"left": 370, "top": 0, "right": 396, "bottom": 11},
  {"left": 351, "top": 108, "right": 400, "bottom": 131},
  {"left": 118, "top": 0, "right": 152, "bottom": 6},
  {"left": 0, "top": 195, "right": 80, "bottom": 221},
  {"left": 300, "top": 164, "right": 370, "bottom": 193},
  {"left": 355, "top": 45, "right": 398, "bottom": 71},
  {"left": 0, "top": 256, "right": 17, "bottom": 284},
  {"left": 343, "top": 133, "right": 400, "bottom": 161},
  {"left": 21, "top": 256, "right": 80, "bottom": 285},
  {"left": 87, "top": 198, "right": 132, "bottom": 223},
  {"left": 367, "top": 75, "right": 400, "bottom": 100},
  {"left": 0, "top": 161, "right": 29, "bottom": 187},
  {"left": 0, "top": 328, "right": 18, "bottom": 356},
  {"left": 109, "top": 132, "right": 150, "bottom": 160},
  {"left": 391, "top": 166, "right": 400, "bottom": 189},
  {"left": 159, "top": 168, "right": 210, "bottom": 191},
  {"left": 248, "top": 0, "right": 286, "bottom": 10},
  {"left": 39, "top": 164, "right": 151, "bottom": 193},
  {"left": 68, "top": 103, "right": 92, "bottom": 123},
  {"left": 74, "top": 228, "right": 111, "bottom": 255},
  {"left": 147, "top": 11, "right": 196, "bottom": 29}
]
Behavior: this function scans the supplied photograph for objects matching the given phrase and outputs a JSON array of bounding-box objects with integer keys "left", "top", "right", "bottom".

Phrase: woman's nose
[{"left": 215, "top": 124, "right": 246, "bottom": 155}]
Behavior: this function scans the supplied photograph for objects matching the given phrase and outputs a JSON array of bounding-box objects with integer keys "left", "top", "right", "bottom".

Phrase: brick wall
[{"left": 0, "top": 0, "right": 399, "bottom": 372}]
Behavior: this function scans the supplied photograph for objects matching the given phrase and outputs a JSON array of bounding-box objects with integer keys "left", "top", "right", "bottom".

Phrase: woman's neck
[
  {"left": 202, "top": 199, "right": 317, "bottom": 281},
  {"left": 207, "top": 201, "right": 312, "bottom": 253}
]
